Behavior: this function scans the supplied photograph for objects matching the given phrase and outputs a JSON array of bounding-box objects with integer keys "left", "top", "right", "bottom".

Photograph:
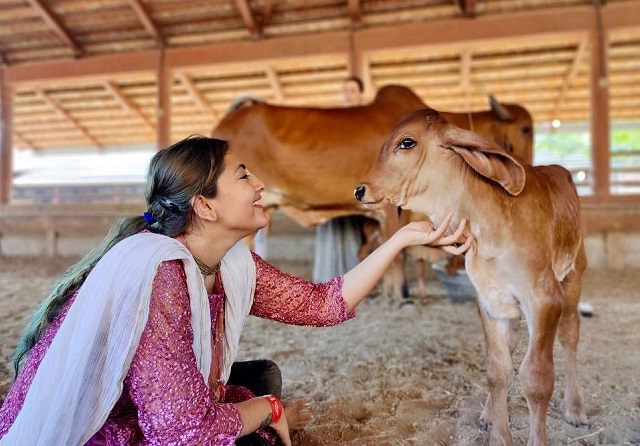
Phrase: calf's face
[{"left": 355, "top": 108, "right": 526, "bottom": 211}]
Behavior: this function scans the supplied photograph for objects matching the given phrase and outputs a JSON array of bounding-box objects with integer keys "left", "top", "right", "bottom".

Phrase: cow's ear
[{"left": 443, "top": 125, "right": 526, "bottom": 196}]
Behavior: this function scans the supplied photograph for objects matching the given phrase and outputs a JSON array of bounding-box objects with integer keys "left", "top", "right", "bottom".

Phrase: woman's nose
[{"left": 252, "top": 174, "right": 265, "bottom": 191}]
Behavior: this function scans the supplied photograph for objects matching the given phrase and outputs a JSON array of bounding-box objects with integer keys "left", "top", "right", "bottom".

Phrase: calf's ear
[{"left": 443, "top": 125, "right": 526, "bottom": 196}]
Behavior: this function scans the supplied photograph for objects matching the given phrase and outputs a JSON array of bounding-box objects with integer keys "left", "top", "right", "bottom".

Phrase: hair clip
[
  {"left": 157, "top": 196, "right": 180, "bottom": 212},
  {"left": 143, "top": 211, "right": 156, "bottom": 225}
]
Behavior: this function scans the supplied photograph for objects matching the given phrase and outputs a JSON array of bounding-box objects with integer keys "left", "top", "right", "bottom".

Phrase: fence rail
[
  {"left": 10, "top": 182, "right": 146, "bottom": 205},
  {"left": 9, "top": 166, "right": 640, "bottom": 205}
]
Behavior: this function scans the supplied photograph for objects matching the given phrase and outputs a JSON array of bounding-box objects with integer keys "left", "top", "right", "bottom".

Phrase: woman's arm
[
  {"left": 250, "top": 257, "right": 353, "bottom": 327},
  {"left": 236, "top": 398, "right": 290, "bottom": 446},
  {"left": 250, "top": 214, "right": 470, "bottom": 324},
  {"left": 341, "top": 214, "right": 471, "bottom": 312}
]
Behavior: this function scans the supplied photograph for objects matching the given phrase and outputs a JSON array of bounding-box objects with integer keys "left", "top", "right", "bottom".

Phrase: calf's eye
[{"left": 397, "top": 138, "right": 416, "bottom": 150}]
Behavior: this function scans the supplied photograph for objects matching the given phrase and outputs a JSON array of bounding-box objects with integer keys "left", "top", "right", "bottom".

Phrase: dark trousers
[{"left": 231, "top": 359, "right": 282, "bottom": 446}]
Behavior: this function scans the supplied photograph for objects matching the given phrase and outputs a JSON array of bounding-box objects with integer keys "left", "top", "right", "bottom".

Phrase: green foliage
[
  {"left": 534, "top": 132, "right": 590, "bottom": 157},
  {"left": 611, "top": 129, "right": 640, "bottom": 153}
]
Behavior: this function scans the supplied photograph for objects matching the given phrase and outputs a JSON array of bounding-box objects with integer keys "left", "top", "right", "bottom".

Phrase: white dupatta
[{"left": 0, "top": 232, "right": 255, "bottom": 446}]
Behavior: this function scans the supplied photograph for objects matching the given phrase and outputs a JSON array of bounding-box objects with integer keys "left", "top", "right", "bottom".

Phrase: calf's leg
[
  {"left": 478, "top": 306, "right": 515, "bottom": 446},
  {"left": 520, "top": 284, "right": 562, "bottom": 446},
  {"left": 558, "top": 246, "right": 588, "bottom": 426}
]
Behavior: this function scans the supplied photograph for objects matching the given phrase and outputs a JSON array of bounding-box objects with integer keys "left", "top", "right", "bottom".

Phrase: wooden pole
[
  {"left": 590, "top": 0, "right": 610, "bottom": 198},
  {"left": 156, "top": 49, "right": 171, "bottom": 150},
  {"left": 0, "top": 65, "right": 13, "bottom": 205}
]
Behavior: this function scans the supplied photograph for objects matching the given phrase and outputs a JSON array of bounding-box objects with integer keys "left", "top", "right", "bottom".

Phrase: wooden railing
[
  {"left": 10, "top": 182, "right": 146, "bottom": 205},
  {"left": 9, "top": 161, "right": 640, "bottom": 205}
]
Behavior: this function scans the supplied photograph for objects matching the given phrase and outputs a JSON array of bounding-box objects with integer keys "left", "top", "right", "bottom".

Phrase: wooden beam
[
  {"left": 166, "top": 30, "right": 350, "bottom": 69},
  {"left": 34, "top": 89, "right": 101, "bottom": 148},
  {"left": 4, "top": 2, "right": 640, "bottom": 87},
  {"left": 156, "top": 50, "right": 171, "bottom": 150},
  {"left": 459, "top": 50, "right": 472, "bottom": 91},
  {"left": 590, "top": 2, "right": 610, "bottom": 198},
  {"left": 348, "top": 0, "right": 363, "bottom": 28},
  {"left": 6, "top": 51, "right": 160, "bottom": 88},
  {"left": 460, "top": 50, "right": 473, "bottom": 108},
  {"left": 457, "top": 0, "right": 476, "bottom": 18},
  {"left": 553, "top": 37, "right": 589, "bottom": 118},
  {"left": 25, "top": 0, "right": 83, "bottom": 57},
  {"left": 354, "top": 2, "right": 640, "bottom": 53},
  {"left": 360, "top": 57, "right": 374, "bottom": 100},
  {"left": 177, "top": 73, "right": 218, "bottom": 118},
  {"left": 0, "top": 67, "right": 13, "bottom": 204},
  {"left": 234, "top": 0, "right": 261, "bottom": 37},
  {"left": 265, "top": 67, "right": 284, "bottom": 102},
  {"left": 14, "top": 130, "right": 36, "bottom": 150},
  {"left": 103, "top": 80, "right": 155, "bottom": 130},
  {"left": 125, "top": 0, "right": 164, "bottom": 48},
  {"left": 347, "top": 31, "right": 362, "bottom": 78},
  {"left": 260, "top": 0, "right": 276, "bottom": 28}
]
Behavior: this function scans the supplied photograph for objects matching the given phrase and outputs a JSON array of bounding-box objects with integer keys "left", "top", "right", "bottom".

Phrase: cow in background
[
  {"left": 212, "top": 85, "right": 533, "bottom": 300},
  {"left": 355, "top": 108, "right": 587, "bottom": 445}
]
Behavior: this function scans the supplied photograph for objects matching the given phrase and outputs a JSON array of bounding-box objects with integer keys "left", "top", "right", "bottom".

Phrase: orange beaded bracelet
[{"left": 264, "top": 394, "right": 283, "bottom": 424}]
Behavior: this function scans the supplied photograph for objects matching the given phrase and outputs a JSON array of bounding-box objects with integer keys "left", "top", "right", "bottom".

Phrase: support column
[
  {"left": 156, "top": 49, "right": 171, "bottom": 150},
  {"left": 346, "top": 31, "right": 362, "bottom": 78},
  {"left": 590, "top": 3, "right": 610, "bottom": 198},
  {"left": 1, "top": 65, "right": 13, "bottom": 205}
]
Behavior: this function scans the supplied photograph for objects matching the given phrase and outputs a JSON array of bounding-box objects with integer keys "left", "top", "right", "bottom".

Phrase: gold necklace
[
  {"left": 193, "top": 255, "right": 220, "bottom": 276},
  {"left": 181, "top": 235, "right": 220, "bottom": 276}
]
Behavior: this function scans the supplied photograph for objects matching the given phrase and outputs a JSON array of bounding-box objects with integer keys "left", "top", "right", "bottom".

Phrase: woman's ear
[{"left": 191, "top": 195, "right": 218, "bottom": 222}]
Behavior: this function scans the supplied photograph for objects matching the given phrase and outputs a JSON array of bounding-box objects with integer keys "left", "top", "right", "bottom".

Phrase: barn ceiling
[{"left": 0, "top": 0, "right": 639, "bottom": 151}]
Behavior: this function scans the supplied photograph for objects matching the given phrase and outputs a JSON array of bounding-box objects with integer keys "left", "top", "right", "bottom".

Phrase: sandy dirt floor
[{"left": 1, "top": 255, "right": 638, "bottom": 445}]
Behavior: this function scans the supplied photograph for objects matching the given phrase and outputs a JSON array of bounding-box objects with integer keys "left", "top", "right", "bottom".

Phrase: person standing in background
[{"left": 313, "top": 76, "right": 368, "bottom": 282}]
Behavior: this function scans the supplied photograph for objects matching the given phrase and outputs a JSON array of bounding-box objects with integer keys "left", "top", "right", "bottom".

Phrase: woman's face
[{"left": 210, "top": 152, "right": 269, "bottom": 235}]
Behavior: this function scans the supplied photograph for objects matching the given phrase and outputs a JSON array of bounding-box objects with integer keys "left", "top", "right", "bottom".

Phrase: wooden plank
[
  {"left": 156, "top": 50, "right": 170, "bottom": 149},
  {"left": 35, "top": 89, "right": 101, "bottom": 147},
  {"left": 177, "top": 73, "right": 218, "bottom": 118},
  {"left": 125, "top": 0, "right": 164, "bottom": 48},
  {"left": 103, "top": 80, "right": 155, "bottom": 130},
  {"left": 25, "top": 0, "right": 83, "bottom": 57},
  {"left": 6, "top": 50, "right": 160, "bottom": 87},
  {"left": 1, "top": 70, "right": 13, "bottom": 204},
  {"left": 234, "top": 0, "right": 261, "bottom": 36}
]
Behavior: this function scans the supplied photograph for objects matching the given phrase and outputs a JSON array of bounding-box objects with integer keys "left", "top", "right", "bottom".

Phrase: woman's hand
[
  {"left": 270, "top": 414, "right": 291, "bottom": 446},
  {"left": 284, "top": 400, "right": 312, "bottom": 431},
  {"left": 395, "top": 213, "right": 473, "bottom": 255}
]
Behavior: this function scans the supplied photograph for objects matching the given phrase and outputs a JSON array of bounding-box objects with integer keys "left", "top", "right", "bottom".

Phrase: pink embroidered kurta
[{"left": 0, "top": 253, "right": 353, "bottom": 445}]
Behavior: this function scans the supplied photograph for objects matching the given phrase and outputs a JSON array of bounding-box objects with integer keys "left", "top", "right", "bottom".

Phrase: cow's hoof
[{"left": 397, "top": 299, "right": 416, "bottom": 309}]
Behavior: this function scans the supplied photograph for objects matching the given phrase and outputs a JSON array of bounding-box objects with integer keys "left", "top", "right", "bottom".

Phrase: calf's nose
[{"left": 354, "top": 185, "right": 366, "bottom": 202}]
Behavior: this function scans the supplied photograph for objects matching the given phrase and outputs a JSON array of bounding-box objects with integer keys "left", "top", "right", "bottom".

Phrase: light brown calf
[{"left": 355, "top": 108, "right": 588, "bottom": 446}]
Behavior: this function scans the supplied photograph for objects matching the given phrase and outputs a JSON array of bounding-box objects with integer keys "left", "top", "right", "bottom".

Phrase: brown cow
[
  {"left": 213, "top": 85, "right": 533, "bottom": 299},
  {"left": 355, "top": 108, "right": 588, "bottom": 446}
]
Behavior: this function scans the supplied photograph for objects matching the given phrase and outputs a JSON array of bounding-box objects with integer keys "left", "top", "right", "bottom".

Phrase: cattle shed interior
[{"left": 0, "top": 0, "right": 639, "bottom": 268}]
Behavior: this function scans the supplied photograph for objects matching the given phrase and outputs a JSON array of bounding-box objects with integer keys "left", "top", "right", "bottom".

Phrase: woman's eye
[{"left": 397, "top": 138, "right": 416, "bottom": 150}]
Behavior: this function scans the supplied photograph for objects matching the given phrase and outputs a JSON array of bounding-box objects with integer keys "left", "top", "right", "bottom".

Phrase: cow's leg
[
  {"left": 415, "top": 258, "right": 427, "bottom": 298},
  {"left": 379, "top": 205, "right": 409, "bottom": 302},
  {"left": 478, "top": 306, "right": 515, "bottom": 446},
  {"left": 519, "top": 281, "right": 563, "bottom": 446},
  {"left": 558, "top": 247, "right": 588, "bottom": 427}
]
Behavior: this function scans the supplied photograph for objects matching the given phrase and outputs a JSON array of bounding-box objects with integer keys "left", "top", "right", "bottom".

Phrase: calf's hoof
[
  {"left": 479, "top": 417, "right": 492, "bottom": 432},
  {"left": 564, "top": 408, "right": 589, "bottom": 428}
]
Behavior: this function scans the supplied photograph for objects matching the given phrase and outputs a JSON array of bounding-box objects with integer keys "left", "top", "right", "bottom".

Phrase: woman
[{"left": 0, "top": 136, "right": 471, "bottom": 446}]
